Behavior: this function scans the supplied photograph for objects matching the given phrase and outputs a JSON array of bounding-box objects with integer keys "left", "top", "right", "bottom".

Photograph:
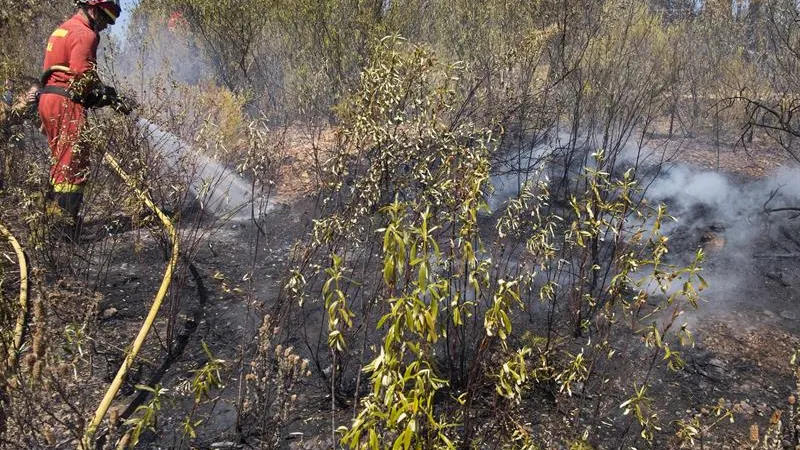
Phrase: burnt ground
[{"left": 4, "top": 135, "right": 800, "bottom": 450}]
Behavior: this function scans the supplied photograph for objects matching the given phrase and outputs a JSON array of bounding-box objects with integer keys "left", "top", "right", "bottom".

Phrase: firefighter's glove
[{"left": 83, "top": 84, "right": 119, "bottom": 109}]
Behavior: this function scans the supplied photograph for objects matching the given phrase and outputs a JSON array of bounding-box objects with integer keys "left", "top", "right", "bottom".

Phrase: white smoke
[
  {"left": 490, "top": 132, "right": 800, "bottom": 318},
  {"left": 641, "top": 161, "right": 800, "bottom": 316}
]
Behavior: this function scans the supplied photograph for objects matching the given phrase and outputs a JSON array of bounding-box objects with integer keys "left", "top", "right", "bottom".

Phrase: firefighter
[{"left": 38, "top": 0, "right": 123, "bottom": 238}]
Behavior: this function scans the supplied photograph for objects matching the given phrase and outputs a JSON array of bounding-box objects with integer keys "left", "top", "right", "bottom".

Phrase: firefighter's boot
[{"left": 48, "top": 191, "right": 83, "bottom": 241}]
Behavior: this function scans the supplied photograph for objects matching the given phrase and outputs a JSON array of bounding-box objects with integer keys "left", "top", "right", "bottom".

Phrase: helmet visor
[{"left": 97, "top": 4, "right": 120, "bottom": 24}]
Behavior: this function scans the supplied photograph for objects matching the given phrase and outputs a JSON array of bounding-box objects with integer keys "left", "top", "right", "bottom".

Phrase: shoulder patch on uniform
[{"left": 52, "top": 29, "right": 69, "bottom": 38}]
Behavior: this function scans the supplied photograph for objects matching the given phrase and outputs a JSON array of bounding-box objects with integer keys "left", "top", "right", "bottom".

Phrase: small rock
[
  {"left": 733, "top": 401, "right": 754, "bottom": 416},
  {"left": 781, "top": 310, "right": 797, "bottom": 320},
  {"left": 101, "top": 307, "right": 118, "bottom": 319}
]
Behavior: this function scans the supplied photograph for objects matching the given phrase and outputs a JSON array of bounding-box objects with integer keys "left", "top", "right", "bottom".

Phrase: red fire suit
[{"left": 39, "top": 13, "right": 100, "bottom": 194}]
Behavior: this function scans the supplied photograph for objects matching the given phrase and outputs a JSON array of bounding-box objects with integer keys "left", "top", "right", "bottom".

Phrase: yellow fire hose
[
  {"left": 80, "top": 153, "right": 179, "bottom": 449},
  {"left": 0, "top": 221, "right": 29, "bottom": 367}
]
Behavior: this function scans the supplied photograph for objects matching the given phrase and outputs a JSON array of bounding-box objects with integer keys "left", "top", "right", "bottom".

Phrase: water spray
[{"left": 137, "top": 118, "right": 270, "bottom": 220}]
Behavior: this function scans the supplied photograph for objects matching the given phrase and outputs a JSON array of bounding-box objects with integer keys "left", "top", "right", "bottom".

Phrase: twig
[{"left": 753, "top": 253, "right": 800, "bottom": 259}]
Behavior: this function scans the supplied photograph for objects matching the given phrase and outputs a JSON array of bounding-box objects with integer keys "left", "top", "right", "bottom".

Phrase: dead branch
[{"left": 761, "top": 185, "right": 800, "bottom": 219}]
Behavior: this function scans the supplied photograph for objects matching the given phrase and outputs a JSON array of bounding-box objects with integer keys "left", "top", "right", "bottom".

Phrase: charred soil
[{"left": 2, "top": 136, "right": 800, "bottom": 450}]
